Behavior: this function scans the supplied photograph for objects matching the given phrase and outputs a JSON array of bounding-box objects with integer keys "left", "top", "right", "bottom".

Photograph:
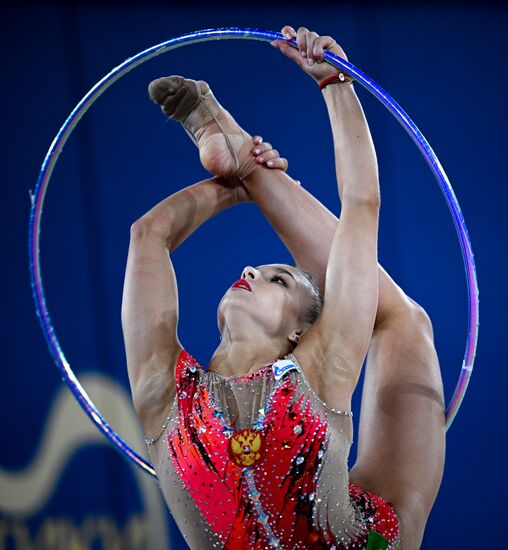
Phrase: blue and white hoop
[{"left": 29, "top": 28, "right": 479, "bottom": 478}]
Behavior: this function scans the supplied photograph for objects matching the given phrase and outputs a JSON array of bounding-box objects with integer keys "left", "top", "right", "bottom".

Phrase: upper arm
[
  {"left": 295, "top": 198, "right": 380, "bottom": 405},
  {"left": 121, "top": 217, "right": 183, "bottom": 426}
]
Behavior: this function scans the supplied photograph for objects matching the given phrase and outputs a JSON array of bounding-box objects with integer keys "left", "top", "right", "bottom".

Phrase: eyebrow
[
  {"left": 256, "top": 265, "right": 297, "bottom": 282},
  {"left": 273, "top": 267, "right": 296, "bottom": 281}
]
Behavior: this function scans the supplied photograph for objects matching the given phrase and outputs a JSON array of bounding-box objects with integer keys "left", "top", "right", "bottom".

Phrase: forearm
[
  {"left": 243, "top": 85, "right": 379, "bottom": 282},
  {"left": 140, "top": 176, "right": 237, "bottom": 252},
  {"left": 243, "top": 83, "right": 379, "bottom": 287},
  {"left": 322, "top": 83, "right": 380, "bottom": 204}
]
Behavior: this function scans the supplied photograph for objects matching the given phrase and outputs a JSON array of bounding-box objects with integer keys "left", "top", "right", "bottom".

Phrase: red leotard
[{"left": 146, "top": 350, "right": 400, "bottom": 549}]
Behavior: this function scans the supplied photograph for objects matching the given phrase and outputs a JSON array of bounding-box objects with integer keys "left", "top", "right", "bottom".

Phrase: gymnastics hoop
[{"left": 29, "top": 28, "right": 479, "bottom": 478}]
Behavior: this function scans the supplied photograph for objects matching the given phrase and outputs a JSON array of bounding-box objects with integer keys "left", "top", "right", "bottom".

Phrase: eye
[{"left": 271, "top": 275, "right": 287, "bottom": 286}]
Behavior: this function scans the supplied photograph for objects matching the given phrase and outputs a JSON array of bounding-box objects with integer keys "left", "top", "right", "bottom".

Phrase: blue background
[{"left": 2, "top": 1, "right": 506, "bottom": 548}]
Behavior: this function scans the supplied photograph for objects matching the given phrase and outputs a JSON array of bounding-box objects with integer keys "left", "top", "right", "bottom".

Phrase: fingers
[
  {"left": 250, "top": 137, "right": 270, "bottom": 158},
  {"left": 269, "top": 157, "right": 289, "bottom": 171},
  {"left": 281, "top": 25, "right": 296, "bottom": 40},
  {"left": 313, "top": 36, "right": 337, "bottom": 63},
  {"left": 305, "top": 32, "right": 320, "bottom": 64},
  {"left": 250, "top": 136, "right": 288, "bottom": 172},
  {"left": 273, "top": 26, "right": 315, "bottom": 69},
  {"left": 257, "top": 149, "right": 279, "bottom": 164},
  {"left": 253, "top": 142, "right": 278, "bottom": 163},
  {"left": 257, "top": 151, "right": 289, "bottom": 171},
  {"left": 295, "top": 27, "right": 321, "bottom": 66},
  {"left": 277, "top": 26, "right": 347, "bottom": 66},
  {"left": 296, "top": 27, "right": 309, "bottom": 59}
]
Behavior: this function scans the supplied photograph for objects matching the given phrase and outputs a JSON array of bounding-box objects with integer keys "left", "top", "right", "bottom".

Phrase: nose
[{"left": 241, "top": 266, "right": 259, "bottom": 281}]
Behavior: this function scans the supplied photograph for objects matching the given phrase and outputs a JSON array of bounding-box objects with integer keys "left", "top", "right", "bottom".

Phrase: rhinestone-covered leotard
[{"left": 146, "top": 350, "right": 400, "bottom": 549}]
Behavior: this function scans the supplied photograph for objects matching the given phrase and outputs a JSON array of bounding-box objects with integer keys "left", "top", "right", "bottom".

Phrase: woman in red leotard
[{"left": 122, "top": 26, "right": 445, "bottom": 549}]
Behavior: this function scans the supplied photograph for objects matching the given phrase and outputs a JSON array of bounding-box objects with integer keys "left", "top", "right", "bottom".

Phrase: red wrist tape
[{"left": 319, "top": 72, "right": 354, "bottom": 89}]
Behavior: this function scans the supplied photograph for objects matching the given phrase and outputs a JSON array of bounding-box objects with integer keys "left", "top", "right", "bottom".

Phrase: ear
[{"left": 288, "top": 329, "right": 303, "bottom": 346}]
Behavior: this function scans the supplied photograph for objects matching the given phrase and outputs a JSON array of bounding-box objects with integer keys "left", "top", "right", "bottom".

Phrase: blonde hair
[{"left": 293, "top": 266, "right": 324, "bottom": 326}]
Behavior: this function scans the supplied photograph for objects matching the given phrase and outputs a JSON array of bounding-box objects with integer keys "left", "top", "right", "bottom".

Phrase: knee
[
  {"left": 395, "top": 491, "right": 434, "bottom": 549},
  {"left": 397, "top": 511, "right": 426, "bottom": 550},
  {"left": 402, "top": 297, "right": 434, "bottom": 339}
]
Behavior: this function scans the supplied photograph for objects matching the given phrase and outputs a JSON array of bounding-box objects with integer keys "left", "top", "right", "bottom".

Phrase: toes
[
  {"left": 161, "top": 86, "right": 188, "bottom": 118},
  {"left": 148, "top": 76, "right": 185, "bottom": 104},
  {"left": 149, "top": 76, "right": 202, "bottom": 121}
]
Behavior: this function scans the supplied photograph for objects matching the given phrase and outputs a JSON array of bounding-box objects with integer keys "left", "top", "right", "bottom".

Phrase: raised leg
[{"left": 349, "top": 293, "right": 446, "bottom": 549}]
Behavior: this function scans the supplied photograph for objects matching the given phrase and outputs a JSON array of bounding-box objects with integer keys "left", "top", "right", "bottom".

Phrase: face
[{"left": 217, "top": 263, "right": 315, "bottom": 343}]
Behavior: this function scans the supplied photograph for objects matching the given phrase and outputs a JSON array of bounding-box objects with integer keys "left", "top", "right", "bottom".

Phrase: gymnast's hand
[
  {"left": 271, "top": 26, "right": 348, "bottom": 83},
  {"left": 219, "top": 136, "right": 290, "bottom": 203},
  {"left": 251, "top": 136, "right": 289, "bottom": 172}
]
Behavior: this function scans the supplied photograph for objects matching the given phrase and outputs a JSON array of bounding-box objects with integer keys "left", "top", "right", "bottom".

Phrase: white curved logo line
[{"left": 0, "top": 373, "right": 170, "bottom": 550}]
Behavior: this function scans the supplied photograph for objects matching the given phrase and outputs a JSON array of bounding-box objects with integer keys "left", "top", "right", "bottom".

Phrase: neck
[{"left": 208, "top": 338, "right": 287, "bottom": 377}]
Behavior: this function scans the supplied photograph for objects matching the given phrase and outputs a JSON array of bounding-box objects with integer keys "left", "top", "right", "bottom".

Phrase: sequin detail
[{"left": 150, "top": 350, "right": 400, "bottom": 549}]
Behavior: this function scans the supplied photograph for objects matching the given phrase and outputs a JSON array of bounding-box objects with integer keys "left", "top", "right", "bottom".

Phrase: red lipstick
[{"left": 231, "top": 279, "right": 252, "bottom": 292}]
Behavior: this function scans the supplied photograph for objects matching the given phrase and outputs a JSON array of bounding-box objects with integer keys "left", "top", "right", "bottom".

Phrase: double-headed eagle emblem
[{"left": 228, "top": 428, "right": 265, "bottom": 467}]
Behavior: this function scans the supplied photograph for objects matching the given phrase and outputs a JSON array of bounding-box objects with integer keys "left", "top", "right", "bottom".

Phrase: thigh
[{"left": 349, "top": 302, "right": 446, "bottom": 549}]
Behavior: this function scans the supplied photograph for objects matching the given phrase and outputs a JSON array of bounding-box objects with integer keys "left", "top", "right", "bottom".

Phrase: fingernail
[
  {"left": 270, "top": 40, "right": 277, "bottom": 47},
  {"left": 284, "top": 33, "right": 291, "bottom": 39},
  {"left": 258, "top": 157, "right": 264, "bottom": 163},
  {"left": 308, "top": 58, "right": 314, "bottom": 66},
  {"left": 301, "top": 51, "right": 306, "bottom": 57},
  {"left": 267, "top": 160, "right": 274, "bottom": 167},
  {"left": 254, "top": 148, "right": 260, "bottom": 154}
]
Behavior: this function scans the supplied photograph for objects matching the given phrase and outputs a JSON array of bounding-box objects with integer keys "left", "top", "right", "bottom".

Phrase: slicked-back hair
[{"left": 293, "top": 265, "right": 324, "bottom": 326}]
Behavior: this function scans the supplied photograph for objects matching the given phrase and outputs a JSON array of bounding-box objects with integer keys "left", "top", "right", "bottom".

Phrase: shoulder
[{"left": 139, "top": 347, "right": 205, "bottom": 441}]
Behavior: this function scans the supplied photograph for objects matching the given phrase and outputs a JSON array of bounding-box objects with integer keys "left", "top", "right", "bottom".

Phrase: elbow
[
  {"left": 130, "top": 214, "right": 172, "bottom": 245},
  {"left": 342, "top": 193, "right": 380, "bottom": 211},
  {"left": 341, "top": 175, "right": 381, "bottom": 210}
]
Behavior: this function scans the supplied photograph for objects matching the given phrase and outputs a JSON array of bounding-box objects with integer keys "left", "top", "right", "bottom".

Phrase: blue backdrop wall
[{"left": 2, "top": 2, "right": 506, "bottom": 548}]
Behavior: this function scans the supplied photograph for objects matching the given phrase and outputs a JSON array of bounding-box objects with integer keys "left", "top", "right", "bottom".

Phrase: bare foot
[{"left": 148, "top": 76, "right": 257, "bottom": 179}]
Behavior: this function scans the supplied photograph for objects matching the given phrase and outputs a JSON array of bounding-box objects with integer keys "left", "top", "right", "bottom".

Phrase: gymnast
[{"left": 121, "top": 26, "right": 445, "bottom": 549}]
